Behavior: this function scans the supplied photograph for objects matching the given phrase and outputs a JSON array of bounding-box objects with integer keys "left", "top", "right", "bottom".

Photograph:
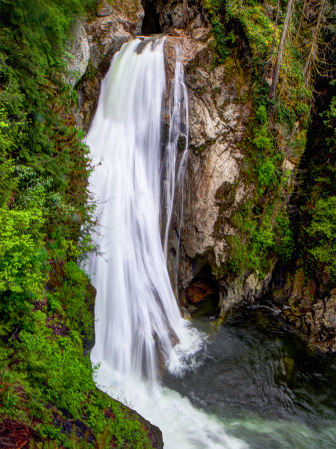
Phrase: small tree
[
  {"left": 303, "top": 0, "right": 326, "bottom": 86},
  {"left": 268, "top": 0, "right": 296, "bottom": 99},
  {"left": 262, "top": 0, "right": 281, "bottom": 85}
]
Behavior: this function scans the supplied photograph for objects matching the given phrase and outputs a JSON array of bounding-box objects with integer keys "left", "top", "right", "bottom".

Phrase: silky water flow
[{"left": 86, "top": 38, "right": 247, "bottom": 449}]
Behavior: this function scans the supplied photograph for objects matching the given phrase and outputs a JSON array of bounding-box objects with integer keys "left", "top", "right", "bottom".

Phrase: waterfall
[
  {"left": 87, "top": 38, "right": 183, "bottom": 381},
  {"left": 162, "top": 44, "right": 188, "bottom": 263},
  {"left": 86, "top": 37, "right": 247, "bottom": 449}
]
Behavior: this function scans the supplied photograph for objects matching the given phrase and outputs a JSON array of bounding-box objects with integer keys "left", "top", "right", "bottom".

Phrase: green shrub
[
  {"left": 255, "top": 104, "right": 268, "bottom": 124},
  {"left": 0, "top": 207, "right": 45, "bottom": 296},
  {"left": 257, "top": 158, "right": 278, "bottom": 189},
  {"left": 306, "top": 196, "right": 336, "bottom": 277},
  {"left": 253, "top": 125, "right": 274, "bottom": 152}
]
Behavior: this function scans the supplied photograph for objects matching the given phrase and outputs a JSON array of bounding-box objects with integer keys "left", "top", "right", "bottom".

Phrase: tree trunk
[
  {"left": 262, "top": 0, "right": 281, "bottom": 85},
  {"left": 268, "top": 0, "right": 296, "bottom": 99},
  {"left": 296, "top": 0, "right": 308, "bottom": 38},
  {"left": 303, "top": 0, "right": 326, "bottom": 86}
]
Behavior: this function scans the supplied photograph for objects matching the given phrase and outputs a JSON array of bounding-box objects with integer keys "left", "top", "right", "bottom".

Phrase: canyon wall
[{"left": 68, "top": 0, "right": 336, "bottom": 352}]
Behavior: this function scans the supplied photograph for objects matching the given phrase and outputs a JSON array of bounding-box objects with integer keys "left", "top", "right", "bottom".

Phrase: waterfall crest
[{"left": 87, "top": 38, "right": 184, "bottom": 381}]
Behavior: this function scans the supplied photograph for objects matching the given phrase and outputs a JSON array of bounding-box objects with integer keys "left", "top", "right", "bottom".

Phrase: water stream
[{"left": 85, "top": 38, "right": 336, "bottom": 448}]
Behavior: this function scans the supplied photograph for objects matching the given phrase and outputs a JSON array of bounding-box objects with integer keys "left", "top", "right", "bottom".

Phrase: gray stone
[
  {"left": 219, "top": 280, "right": 244, "bottom": 315},
  {"left": 163, "top": 28, "right": 253, "bottom": 313},
  {"left": 65, "top": 23, "right": 90, "bottom": 87},
  {"left": 97, "top": 0, "right": 113, "bottom": 17},
  {"left": 323, "top": 296, "right": 336, "bottom": 332},
  {"left": 74, "top": 0, "right": 144, "bottom": 130}
]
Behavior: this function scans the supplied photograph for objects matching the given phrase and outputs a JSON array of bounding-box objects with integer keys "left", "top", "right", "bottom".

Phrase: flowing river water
[{"left": 86, "top": 38, "right": 336, "bottom": 448}]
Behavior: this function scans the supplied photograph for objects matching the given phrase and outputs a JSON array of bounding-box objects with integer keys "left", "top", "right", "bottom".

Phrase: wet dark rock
[
  {"left": 0, "top": 418, "right": 43, "bottom": 448},
  {"left": 83, "top": 282, "right": 96, "bottom": 355},
  {"left": 53, "top": 402, "right": 164, "bottom": 448},
  {"left": 266, "top": 260, "right": 336, "bottom": 352},
  {"left": 53, "top": 408, "right": 96, "bottom": 445}
]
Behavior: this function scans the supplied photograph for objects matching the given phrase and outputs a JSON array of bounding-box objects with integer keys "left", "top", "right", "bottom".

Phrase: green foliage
[
  {"left": 0, "top": 207, "right": 45, "bottom": 295},
  {"left": 18, "top": 319, "right": 95, "bottom": 417},
  {"left": 250, "top": 218, "right": 275, "bottom": 256},
  {"left": 252, "top": 125, "right": 274, "bottom": 152},
  {"left": 255, "top": 104, "right": 268, "bottom": 123},
  {"left": 202, "top": 0, "right": 316, "bottom": 279},
  {"left": 306, "top": 196, "right": 336, "bottom": 277},
  {"left": 324, "top": 94, "right": 336, "bottom": 147},
  {"left": 203, "top": 0, "right": 233, "bottom": 62},
  {"left": 257, "top": 158, "right": 278, "bottom": 189},
  {"left": 275, "top": 213, "right": 295, "bottom": 262},
  {"left": 291, "top": 86, "right": 336, "bottom": 281},
  {"left": 0, "top": 0, "right": 97, "bottom": 299}
]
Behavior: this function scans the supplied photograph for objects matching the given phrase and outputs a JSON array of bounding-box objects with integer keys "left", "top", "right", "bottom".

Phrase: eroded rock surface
[
  {"left": 161, "top": 24, "right": 254, "bottom": 316},
  {"left": 268, "top": 264, "right": 336, "bottom": 352},
  {"left": 65, "top": 22, "right": 90, "bottom": 87}
]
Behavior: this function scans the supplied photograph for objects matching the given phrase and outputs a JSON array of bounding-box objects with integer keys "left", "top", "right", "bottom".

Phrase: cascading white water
[
  {"left": 88, "top": 38, "right": 183, "bottom": 382},
  {"left": 162, "top": 44, "right": 188, "bottom": 263},
  {"left": 86, "top": 37, "right": 248, "bottom": 449}
]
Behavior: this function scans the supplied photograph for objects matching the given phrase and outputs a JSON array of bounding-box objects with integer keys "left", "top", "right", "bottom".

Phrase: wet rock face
[
  {"left": 269, "top": 265, "right": 336, "bottom": 352},
  {"left": 304, "top": 294, "right": 336, "bottom": 352},
  {"left": 162, "top": 23, "right": 253, "bottom": 316},
  {"left": 141, "top": 0, "right": 208, "bottom": 34},
  {"left": 159, "top": 0, "right": 209, "bottom": 32},
  {"left": 186, "top": 279, "right": 215, "bottom": 304}
]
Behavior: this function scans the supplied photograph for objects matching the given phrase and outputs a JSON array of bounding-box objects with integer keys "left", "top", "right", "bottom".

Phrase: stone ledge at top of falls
[
  {"left": 65, "top": 0, "right": 144, "bottom": 88},
  {"left": 70, "top": 0, "right": 213, "bottom": 130}
]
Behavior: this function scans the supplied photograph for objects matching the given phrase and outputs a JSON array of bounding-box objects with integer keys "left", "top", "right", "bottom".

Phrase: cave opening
[
  {"left": 186, "top": 266, "right": 220, "bottom": 318},
  {"left": 141, "top": 0, "right": 162, "bottom": 35}
]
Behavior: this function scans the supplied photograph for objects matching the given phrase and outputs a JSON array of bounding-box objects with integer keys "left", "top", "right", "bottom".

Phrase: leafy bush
[
  {"left": 253, "top": 125, "right": 274, "bottom": 152},
  {"left": 257, "top": 158, "right": 278, "bottom": 189},
  {"left": 0, "top": 207, "right": 45, "bottom": 296},
  {"left": 306, "top": 196, "right": 336, "bottom": 277},
  {"left": 18, "top": 319, "right": 95, "bottom": 417},
  {"left": 255, "top": 104, "right": 268, "bottom": 123},
  {"left": 0, "top": 2, "right": 153, "bottom": 447}
]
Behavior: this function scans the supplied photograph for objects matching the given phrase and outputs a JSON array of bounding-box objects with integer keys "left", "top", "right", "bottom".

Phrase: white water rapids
[{"left": 86, "top": 38, "right": 247, "bottom": 449}]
